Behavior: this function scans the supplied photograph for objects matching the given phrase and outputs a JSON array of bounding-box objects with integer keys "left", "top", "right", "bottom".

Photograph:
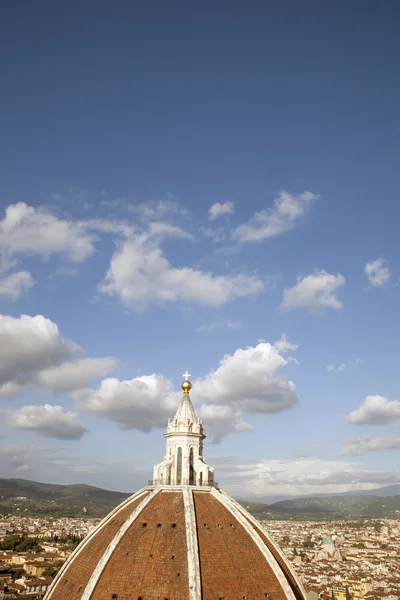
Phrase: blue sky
[{"left": 0, "top": 1, "right": 400, "bottom": 498}]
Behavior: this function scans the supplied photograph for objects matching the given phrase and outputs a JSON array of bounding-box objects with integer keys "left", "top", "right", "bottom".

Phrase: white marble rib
[{"left": 183, "top": 486, "right": 202, "bottom": 600}]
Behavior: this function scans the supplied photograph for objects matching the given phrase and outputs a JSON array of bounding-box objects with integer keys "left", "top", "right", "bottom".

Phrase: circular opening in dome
[
  {"left": 142, "top": 523, "right": 147, "bottom": 527},
  {"left": 171, "top": 523, "right": 177, "bottom": 528},
  {"left": 171, "top": 555, "right": 175, "bottom": 559},
  {"left": 177, "top": 573, "right": 180, "bottom": 577},
  {"left": 157, "top": 523, "right": 162, "bottom": 527}
]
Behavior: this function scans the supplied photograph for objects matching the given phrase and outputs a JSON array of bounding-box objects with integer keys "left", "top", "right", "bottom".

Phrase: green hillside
[
  {"left": 0, "top": 478, "right": 130, "bottom": 517},
  {"left": 1, "top": 478, "right": 400, "bottom": 520},
  {"left": 265, "top": 495, "right": 400, "bottom": 520}
]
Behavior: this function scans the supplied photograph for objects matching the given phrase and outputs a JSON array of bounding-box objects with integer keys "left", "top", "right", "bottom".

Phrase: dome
[
  {"left": 323, "top": 536, "right": 335, "bottom": 546},
  {"left": 45, "top": 375, "right": 307, "bottom": 600}
]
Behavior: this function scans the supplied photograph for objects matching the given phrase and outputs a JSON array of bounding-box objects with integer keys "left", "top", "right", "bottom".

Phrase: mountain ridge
[{"left": 0, "top": 478, "right": 399, "bottom": 519}]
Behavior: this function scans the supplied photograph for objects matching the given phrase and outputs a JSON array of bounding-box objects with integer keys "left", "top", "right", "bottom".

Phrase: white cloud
[
  {"left": 148, "top": 222, "right": 194, "bottom": 240},
  {"left": 327, "top": 363, "right": 346, "bottom": 372},
  {"left": 0, "top": 314, "right": 117, "bottom": 396},
  {"left": 347, "top": 395, "right": 400, "bottom": 425},
  {"left": 74, "top": 341, "right": 298, "bottom": 442},
  {"left": 73, "top": 374, "right": 179, "bottom": 432},
  {"left": 194, "top": 342, "right": 298, "bottom": 416},
  {"left": 340, "top": 436, "right": 400, "bottom": 456},
  {"left": 0, "top": 202, "right": 95, "bottom": 262},
  {"left": 37, "top": 357, "right": 118, "bottom": 393},
  {"left": 364, "top": 258, "right": 391, "bottom": 287},
  {"left": 280, "top": 269, "right": 345, "bottom": 313},
  {"left": 274, "top": 333, "right": 298, "bottom": 353},
  {"left": 7, "top": 404, "right": 87, "bottom": 440},
  {"left": 326, "top": 358, "right": 363, "bottom": 373},
  {"left": 212, "top": 456, "right": 400, "bottom": 499},
  {"left": 197, "top": 404, "right": 253, "bottom": 442},
  {"left": 233, "top": 190, "right": 318, "bottom": 243},
  {"left": 0, "top": 382, "right": 24, "bottom": 398},
  {"left": 208, "top": 201, "right": 235, "bottom": 221},
  {"left": 0, "top": 314, "right": 79, "bottom": 387},
  {"left": 0, "top": 271, "right": 35, "bottom": 299},
  {"left": 99, "top": 235, "right": 263, "bottom": 311}
]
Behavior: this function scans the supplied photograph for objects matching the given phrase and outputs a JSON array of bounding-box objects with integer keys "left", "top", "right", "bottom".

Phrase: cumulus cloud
[
  {"left": 365, "top": 258, "right": 391, "bottom": 287},
  {"left": 0, "top": 271, "right": 35, "bottom": 299},
  {"left": 99, "top": 235, "right": 263, "bottom": 311},
  {"left": 233, "top": 191, "right": 318, "bottom": 243},
  {"left": 347, "top": 395, "right": 400, "bottom": 425},
  {"left": 274, "top": 333, "right": 298, "bottom": 353},
  {"left": 0, "top": 382, "right": 24, "bottom": 398},
  {"left": 208, "top": 201, "right": 235, "bottom": 221},
  {"left": 280, "top": 269, "right": 345, "bottom": 313},
  {"left": 74, "top": 374, "right": 253, "bottom": 441},
  {"left": 212, "top": 456, "right": 400, "bottom": 499},
  {"left": 340, "top": 436, "right": 400, "bottom": 456},
  {"left": 37, "top": 357, "right": 118, "bottom": 393},
  {"left": 73, "top": 374, "right": 179, "bottom": 432},
  {"left": 74, "top": 341, "right": 298, "bottom": 442},
  {"left": 0, "top": 202, "right": 95, "bottom": 262},
  {"left": 7, "top": 404, "right": 87, "bottom": 440},
  {"left": 0, "top": 314, "right": 117, "bottom": 396},
  {"left": 198, "top": 405, "right": 253, "bottom": 442},
  {"left": 194, "top": 342, "right": 298, "bottom": 416},
  {"left": 0, "top": 314, "right": 79, "bottom": 387}
]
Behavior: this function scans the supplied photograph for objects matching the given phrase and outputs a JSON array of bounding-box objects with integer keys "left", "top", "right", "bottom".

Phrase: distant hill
[
  {"left": 0, "top": 478, "right": 130, "bottom": 517},
  {"left": 339, "top": 484, "right": 400, "bottom": 497},
  {"left": 264, "top": 494, "right": 400, "bottom": 520},
  {"left": 1, "top": 478, "right": 400, "bottom": 520}
]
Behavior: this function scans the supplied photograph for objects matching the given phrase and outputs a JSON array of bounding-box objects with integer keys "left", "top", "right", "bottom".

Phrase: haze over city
[{"left": 0, "top": 1, "right": 400, "bottom": 501}]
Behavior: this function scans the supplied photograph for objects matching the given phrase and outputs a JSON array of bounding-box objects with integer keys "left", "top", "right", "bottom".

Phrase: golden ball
[{"left": 181, "top": 380, "right": 192, "bottom": 393}]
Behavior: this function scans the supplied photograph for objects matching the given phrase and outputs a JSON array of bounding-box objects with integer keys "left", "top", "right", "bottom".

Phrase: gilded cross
[{"left": 182, "top": 370, "right": 191, "bottom": 381}]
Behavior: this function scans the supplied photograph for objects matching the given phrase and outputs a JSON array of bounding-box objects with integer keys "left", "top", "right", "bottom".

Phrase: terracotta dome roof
[
  {"left": 45, "top": 376, "right": 307, "bottom": 600},
  {"left": 45, "top": 486, "right": 306, "bottom": 600}
]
